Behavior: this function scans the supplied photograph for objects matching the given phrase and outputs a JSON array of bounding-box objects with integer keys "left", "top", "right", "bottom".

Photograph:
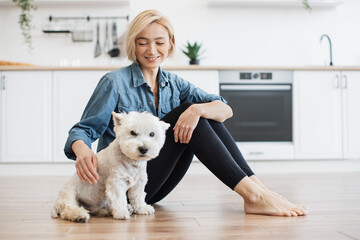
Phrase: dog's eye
[
  {"left": 149, "top": 132, "right": 155, "bottom": 137},
  {"left": 130, "top": 131, "right": 138, "bottom": 136}
]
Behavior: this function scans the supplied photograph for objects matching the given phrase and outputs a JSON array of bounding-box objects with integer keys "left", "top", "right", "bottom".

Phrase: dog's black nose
[{"left": 138, "top": 146, "right": 148, "bottom": 155}]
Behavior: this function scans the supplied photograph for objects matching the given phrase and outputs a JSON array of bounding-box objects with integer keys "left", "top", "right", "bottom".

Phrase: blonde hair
[{"left": 125, "top": 10, "right": 175, "bottom": 63}]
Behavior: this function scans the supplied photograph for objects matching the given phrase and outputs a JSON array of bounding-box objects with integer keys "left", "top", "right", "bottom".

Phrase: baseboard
[
  {"left": 1, "top": 159, "right": 360, "bottom": 176},
  {"left": 190, "top": 159, "right": 360, "bottom": 175}
]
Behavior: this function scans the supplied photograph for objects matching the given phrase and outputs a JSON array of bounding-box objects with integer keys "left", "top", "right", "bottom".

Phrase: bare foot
[
  {"left": 234, "top": 177, "right": 308, "bottom": 217},
  {"left": 244, "top": 191, "right": 307, "bottom": 216},
  {"left": 249, "top": 175, "right": 308, "bottom": 214}
]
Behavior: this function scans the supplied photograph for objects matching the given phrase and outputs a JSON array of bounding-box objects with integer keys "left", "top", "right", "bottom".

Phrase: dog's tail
[{"left": 51, "top": 183, "right": 90, "bottom": 223}]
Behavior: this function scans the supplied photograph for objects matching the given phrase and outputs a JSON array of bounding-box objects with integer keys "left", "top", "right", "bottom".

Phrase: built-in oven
[{"left": 219, "top": 70, "right": 294, "bottom": 160}]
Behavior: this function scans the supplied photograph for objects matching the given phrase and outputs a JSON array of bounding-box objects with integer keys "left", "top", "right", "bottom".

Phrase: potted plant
[
  {"left": 13, "top": 0, "right": 37, "bottom": 51},
  {"left": 303, "top": 0, "right": 312, "bottom": 11},
  {"left": 181, "top": 41, "right": 205, "bottom": 65}
]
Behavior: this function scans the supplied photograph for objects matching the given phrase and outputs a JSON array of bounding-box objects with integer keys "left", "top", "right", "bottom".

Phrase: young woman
[{"left": 64, "top": 9, "right": 308, "bottom": 217}]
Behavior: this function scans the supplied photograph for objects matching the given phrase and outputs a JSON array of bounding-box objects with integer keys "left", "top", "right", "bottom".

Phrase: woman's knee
[
  {"left": 176, "top": 102, "right": 193, "bottom": 112},
  {"left": 192, "top": 117, "right": 209, "bottom": 132}
]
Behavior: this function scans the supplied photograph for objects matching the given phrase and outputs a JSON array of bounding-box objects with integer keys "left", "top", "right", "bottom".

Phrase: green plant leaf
[
  {"left": 181, "top": 41, "right": 205, "bottom": 61},
  {"left": 13, "top": 0, "right": 38, "bottom": 51},
  {"left": 302, "top": 0, "right": 312, "bottom": 12}
]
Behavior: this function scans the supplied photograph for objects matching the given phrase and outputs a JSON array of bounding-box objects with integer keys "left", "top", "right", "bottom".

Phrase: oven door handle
[{"left": 220, "top": 85, "right": 291, "bottom": 91}]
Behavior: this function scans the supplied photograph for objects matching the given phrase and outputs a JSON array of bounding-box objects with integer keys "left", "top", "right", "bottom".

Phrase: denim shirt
[{"left": 64, "top": 63, "right": 227, "bottom": 160}]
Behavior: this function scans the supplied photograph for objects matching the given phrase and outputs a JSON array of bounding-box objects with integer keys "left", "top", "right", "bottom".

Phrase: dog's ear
[
  {"left": 160, "top": 121, "right": 170, "bottom": 131},
  {"left": 112, "top": 111, "right": 127, "bottom": 127}
]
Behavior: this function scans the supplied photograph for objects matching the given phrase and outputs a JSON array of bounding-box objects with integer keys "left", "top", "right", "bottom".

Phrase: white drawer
[{"left": 237, "top": 142, "right": 295, "bottom": 161}]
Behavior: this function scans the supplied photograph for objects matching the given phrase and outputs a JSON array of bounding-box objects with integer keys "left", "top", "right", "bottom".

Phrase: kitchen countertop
[{"left": 1, "top": 65, "right": 360, "bottom": 71}]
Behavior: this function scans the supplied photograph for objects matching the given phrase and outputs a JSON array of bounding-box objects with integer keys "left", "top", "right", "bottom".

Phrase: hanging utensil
[
  {"left": 108, "top": 21, "right": 120, "bottom": 57},
  {"left": 103, "top": 21, "right": 111, "bottom": 53},
  {"left": 94, "top": 22, "right": 101, "bottom": 58}
]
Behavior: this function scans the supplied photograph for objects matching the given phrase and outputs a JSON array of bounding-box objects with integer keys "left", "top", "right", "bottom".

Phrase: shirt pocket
[
  {"left": 117, "top": 91, "right": 146, "bottom": 113},
  {"left": 117, "top": 104, "right": 145, "bottom": 113}
]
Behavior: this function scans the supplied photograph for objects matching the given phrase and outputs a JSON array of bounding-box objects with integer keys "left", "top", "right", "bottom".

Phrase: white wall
[{"left": 1, "top": 0, "right": 360, "bottom": 67}]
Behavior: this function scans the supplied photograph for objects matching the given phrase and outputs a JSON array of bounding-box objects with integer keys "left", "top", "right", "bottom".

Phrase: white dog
[{"left": 51, "top": 111, "right": 170, "bottom": 222}]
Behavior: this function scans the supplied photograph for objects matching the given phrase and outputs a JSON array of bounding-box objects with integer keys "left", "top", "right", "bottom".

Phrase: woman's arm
[
  {"left": 64, "top": 75, "right": 117, "bottom": 184},
  {"left": 191, "top": 100, "right": 233, "bottom": 122},
  {"left": 173, "top": 100, "right": 233, "bottom": 144}
]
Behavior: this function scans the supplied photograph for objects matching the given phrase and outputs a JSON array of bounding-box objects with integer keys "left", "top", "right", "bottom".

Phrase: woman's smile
[
  {"left": 145, "top": 56, "right": 160, "bottom": 62},
  {"left": 135, "top": 22, "right": 171, "bottom": 70}
]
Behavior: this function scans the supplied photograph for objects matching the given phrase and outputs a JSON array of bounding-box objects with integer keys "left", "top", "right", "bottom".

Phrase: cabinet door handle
[
  {"left": 334, "top": 74, "right": 340, "bottom": 89},
  {"left": 248, "top": 151, "right": 264, "bottom": 155},
  {"left": 342, "top": 75, "right": 348, "bottom": 89},
  {"left": 1, "top": 75, "right": 5, "bottom": 90}
]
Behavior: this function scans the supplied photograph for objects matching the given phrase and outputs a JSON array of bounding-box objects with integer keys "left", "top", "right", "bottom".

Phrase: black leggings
[{"left": 145, "top": 103, "right": 255, "bottom": 204}]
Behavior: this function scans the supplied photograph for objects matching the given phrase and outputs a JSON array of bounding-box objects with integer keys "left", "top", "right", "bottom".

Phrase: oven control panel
[
  {"left": 240, "top": 72, "right": 272, "bottom": 80},
  {"left": 219, "top": 70, "right": 293, "bottom": 84}
]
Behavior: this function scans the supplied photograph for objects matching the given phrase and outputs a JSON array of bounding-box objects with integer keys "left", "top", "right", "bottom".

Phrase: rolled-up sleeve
[
  {"left": 177, "top": 76, "right": 227, "bottom": 104},
  {"left": 64, "top": 75, "right": 118, "bottom": 160}
]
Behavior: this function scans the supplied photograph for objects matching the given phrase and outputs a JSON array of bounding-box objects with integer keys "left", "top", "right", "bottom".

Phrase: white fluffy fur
[{"left": 51, "top": 111, "right": 170, "bottom": 222}]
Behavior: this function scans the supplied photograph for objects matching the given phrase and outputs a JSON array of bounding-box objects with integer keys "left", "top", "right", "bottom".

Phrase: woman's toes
[
  {"left": 284, "top": 211, "right": 293, "bottom": 217},
  {"left": 290, "top": 210, "right": 298, "bottom": 217},
  {"left": 296, "top": 210, "right": 304, "bottom": 216},
  {"left": 292, "top": 207, "right": 304, "bottom": 216},
  {"left": 295, "top": 209, "right": 303, "bottom": 216}
]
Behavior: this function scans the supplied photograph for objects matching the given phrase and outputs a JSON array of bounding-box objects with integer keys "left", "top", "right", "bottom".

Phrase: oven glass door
[{"left": 220, "top": 84, "right": 292, "bottom": 142}]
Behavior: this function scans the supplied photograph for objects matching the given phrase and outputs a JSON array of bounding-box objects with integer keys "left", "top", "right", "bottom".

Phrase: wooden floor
[{"left": 0, "top": 172, "right": 360, "bottom": 240}]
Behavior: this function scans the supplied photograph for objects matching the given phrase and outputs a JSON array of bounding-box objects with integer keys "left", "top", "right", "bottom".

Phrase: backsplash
[{"left": 1, "top": 0, "right": 360, "bottom": 67}]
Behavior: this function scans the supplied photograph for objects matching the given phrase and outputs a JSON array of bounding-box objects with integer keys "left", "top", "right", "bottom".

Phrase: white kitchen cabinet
[
  {"left": 0, "top": 72, "right": 2, "bottom": 162},
  {"left": 168, "top": 70, "right": 220, "bottom": 95},
  {"left": 342, "top": 71, "right": 360, "bottom": 159},
  {"left": 294, "top": 71, "right": 360, "bottom": 160},
  {"left": 1, "top": 71, "right": 52, "bottom": 162},
  {"left": 52, "top": 71, "right": 107, "bottom": 162}
]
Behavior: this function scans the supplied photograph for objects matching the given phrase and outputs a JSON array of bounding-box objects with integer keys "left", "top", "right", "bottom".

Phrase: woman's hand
[
  {"left": 72, "top": 140, "right": 99, "bottom": 184},
  {"left": 173, "top": 105, "right": 201, "bottom": 144}
]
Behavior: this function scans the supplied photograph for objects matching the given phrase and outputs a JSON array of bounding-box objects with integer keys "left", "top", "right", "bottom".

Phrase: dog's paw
[
  {"left": 73, "top": 214, "right": 90, "bottom": 223},
  {"left": 51, "top": 206, "right": 59, "bottom": 219},
  {"left": 112, "top": 209, "right": 131, "bottom": 220},
  {"left": 133, "top": 204, "right": 155, "bottom": 215},
  {"left": 62, "top": 208, "right": 90, "bottom": 223},
  {"left": 127, "top": 204, "right": 133, "bottom": 215}
]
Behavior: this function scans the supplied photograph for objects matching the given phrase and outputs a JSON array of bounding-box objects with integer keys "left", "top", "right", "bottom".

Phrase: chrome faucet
[{"left": 320, "top": 34, "right": 333, "bottom": 66}]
